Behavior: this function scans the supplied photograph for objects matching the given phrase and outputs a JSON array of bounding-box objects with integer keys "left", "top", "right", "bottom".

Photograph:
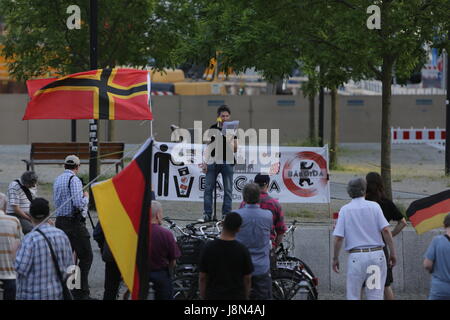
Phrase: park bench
[{"left": 22, "top": 142, "right": 125, "bottom": 173}]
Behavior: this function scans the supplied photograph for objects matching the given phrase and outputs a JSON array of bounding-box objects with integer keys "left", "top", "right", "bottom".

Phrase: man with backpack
[
  {"left": 53, "top": 155, "right": 93, "bottom": 300},
  {"left": 6, "top": 171, "right": 38, "bottom": 234},
  {"left": 15, "top": 198, "right": 73, "bottom": 300}
]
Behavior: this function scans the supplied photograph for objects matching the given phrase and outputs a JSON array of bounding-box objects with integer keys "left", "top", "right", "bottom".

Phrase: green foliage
[{"left": 0, "top": 0, "right": 193, "bottom": 80}]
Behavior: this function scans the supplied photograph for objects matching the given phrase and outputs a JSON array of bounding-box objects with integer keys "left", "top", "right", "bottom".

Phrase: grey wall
[
  {"left": 293, "top": 225, "right": 440, "bottom": 294},
  {"left": 0, "top": 94, "right": 445, "bottom": 144}
]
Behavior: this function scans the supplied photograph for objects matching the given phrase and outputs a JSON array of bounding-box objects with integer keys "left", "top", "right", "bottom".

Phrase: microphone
[{"left": 216, "top": 116, "right": 223, "bottom": 129}]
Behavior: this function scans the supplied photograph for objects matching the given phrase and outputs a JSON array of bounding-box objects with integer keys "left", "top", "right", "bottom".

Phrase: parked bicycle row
[{"left": 164, "top": 216, "right": 318, "bottom": 300}]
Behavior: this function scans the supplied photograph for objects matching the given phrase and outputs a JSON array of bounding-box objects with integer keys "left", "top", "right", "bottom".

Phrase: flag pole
[
  {"left": 147, "top": 71, "right": 153, "bottom": 139},
  {"left": 146, "top": 70, "right": 153, "bottom": 298},
  {"left": 136, "top": 138, "right": 152, "bottom": 300}
]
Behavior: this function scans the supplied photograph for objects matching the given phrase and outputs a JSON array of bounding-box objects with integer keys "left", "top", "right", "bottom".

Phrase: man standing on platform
[{"left": 202, "top": 105, "right": 238, "bottom": 222}]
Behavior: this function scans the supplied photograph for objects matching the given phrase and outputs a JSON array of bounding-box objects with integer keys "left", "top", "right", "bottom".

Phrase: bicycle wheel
[
  {"left": 172, "top": 275, "right": 199, "bottom": 300},
  {"left": 275, "top": 256, "right": 319, "bottom": 299},
  {"left": 272, "top": 269, "right": 317, "bottom": 300}
]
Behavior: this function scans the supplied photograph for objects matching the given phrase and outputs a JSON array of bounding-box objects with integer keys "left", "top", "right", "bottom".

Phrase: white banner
[{"left": 152, "top": 141, "right": 330, "bottom": 203}]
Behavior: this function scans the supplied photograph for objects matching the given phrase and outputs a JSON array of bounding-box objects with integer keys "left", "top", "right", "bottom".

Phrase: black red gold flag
[
  {"left": 92, "top": 138, "right": 153, "bottom": 299},
  {"left": 406, "top": 190, "right": 450, "bottom": 234}
]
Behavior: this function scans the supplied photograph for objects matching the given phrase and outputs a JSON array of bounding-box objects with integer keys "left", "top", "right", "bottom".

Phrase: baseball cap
[
  {"left": 254, "top": 173, "right": 270, "bottom": 186},
  {"left": 64, "top": 155, "right": 81, "bottom": 166}
]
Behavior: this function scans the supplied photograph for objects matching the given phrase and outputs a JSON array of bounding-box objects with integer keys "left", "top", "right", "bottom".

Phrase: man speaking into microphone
[{"left": 202, "top": 105, "right": 238, "bottom": 222}]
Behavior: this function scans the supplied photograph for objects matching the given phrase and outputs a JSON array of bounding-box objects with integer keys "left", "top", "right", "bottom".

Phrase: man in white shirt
[{"left": 332, "top": 177, "right": 397, "bottom": 300}]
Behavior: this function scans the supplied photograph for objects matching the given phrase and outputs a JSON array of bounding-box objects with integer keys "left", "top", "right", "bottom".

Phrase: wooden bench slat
[{"left": 25, "top": 142, "right": 125, "bottom": 172}]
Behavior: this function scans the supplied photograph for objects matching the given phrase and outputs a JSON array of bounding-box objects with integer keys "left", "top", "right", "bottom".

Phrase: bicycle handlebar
[
  {"left": 163, "top": 217, "right": 174, "bottom": 225},
  {"left": 164, "top": 217, "right": 219, "bottom": 240}
]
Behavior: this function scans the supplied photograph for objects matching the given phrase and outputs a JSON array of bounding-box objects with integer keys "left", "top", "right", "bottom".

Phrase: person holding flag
[
  {"left": 92, "top": 138, "right": 154, "bottom": 300},
  {"left": 365, "top": 172, "right": 406, "bottom": 300}
]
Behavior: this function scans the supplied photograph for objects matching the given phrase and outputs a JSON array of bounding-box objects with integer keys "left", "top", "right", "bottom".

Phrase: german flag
[
  {"left": 24, "top": 68, "right": 152, "bottom": 120},
  {"left": 92, "top": 139, "right": 153, "bottom": 299},
  {"left": 406, "top": 190, "right": 450, "bottom": 235}
]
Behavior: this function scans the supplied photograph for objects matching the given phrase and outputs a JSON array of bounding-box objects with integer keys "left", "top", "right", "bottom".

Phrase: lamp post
[{"left": 89, "top": 0, "right": 99, "bottom": 206}]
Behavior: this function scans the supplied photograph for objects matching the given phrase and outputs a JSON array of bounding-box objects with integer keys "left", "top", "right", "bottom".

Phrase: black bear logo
[{"left": 299, "top": 161, "right": 314, "bottom": 187}]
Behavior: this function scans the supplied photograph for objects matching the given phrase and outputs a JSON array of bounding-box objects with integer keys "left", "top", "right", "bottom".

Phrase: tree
[
  {"left": 0, "top": 0, "right": 192, "bottom": 78},
  {"left": 0, "top": 0, "right": 194, "bottom": 139},
  {"left": 312, "top": 0, "right": 450, "bottom": 199},
  {"left": 301, "top": 73, "right": 319, "bottom": 144},
  {"left": 181, "top": 1, "right": 368, "bottom": 168},
  {"left": 180, "top": 0, "right": 449, "bottom": 198}
]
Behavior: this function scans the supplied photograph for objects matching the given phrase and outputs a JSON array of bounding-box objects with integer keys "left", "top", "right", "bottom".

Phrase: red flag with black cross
[
  {"left": 24, "top": 68, "right": 152, "bottom": 120},
  {"left": 406, "top": 189, "right": 450, "bottom": 235}
]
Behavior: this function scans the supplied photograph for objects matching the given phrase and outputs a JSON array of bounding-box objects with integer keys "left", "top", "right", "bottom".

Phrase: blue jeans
[
  {"left": 149, "top": 270, "right": 173, "bottom": 300},
  {"left": 204, "top": 164, "right": 234, "bottom": 219},
  {"left": 1, "top": 279, "right": 16, "bottom": 300}
]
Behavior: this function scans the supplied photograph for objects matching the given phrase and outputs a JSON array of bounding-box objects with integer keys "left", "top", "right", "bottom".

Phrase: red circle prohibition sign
[{"left": 282, "top": 151, "right": 328, "bottom": 197}]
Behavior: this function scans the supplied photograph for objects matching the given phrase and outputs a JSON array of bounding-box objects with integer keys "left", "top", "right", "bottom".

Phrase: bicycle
[
  {"left": 119, "top": 218, "right": 219, "bottom": 300},
  {"left": 271, "top": 220, "right": 319, "bottom": 300},
  {"left": 166, "top": 218, "right": 319, "bottom": 300},
  {"left": 164, "top": 217, "right": 220, "bottom": 300}
]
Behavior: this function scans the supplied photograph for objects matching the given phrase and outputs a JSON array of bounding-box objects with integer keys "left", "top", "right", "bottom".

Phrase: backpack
[{"left": 93, "top": 221, "right": 105, "bottom": 251}]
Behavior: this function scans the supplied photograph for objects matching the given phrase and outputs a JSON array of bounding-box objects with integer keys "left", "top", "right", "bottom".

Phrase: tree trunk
[
  {"left": 318, "top": 86, "right": 325, "bottom": 147},
  {"left": 381, "top": 56, "right": 394, "bottom": 200},
  {"left": 330, "top": 87, "right": 338, "bottom": 169},
  {"left": 308, "top": 93, "right": 316, "bottom": 142},
  {"left": 267, "top": 79, "right": 283, "bottom": 95}
]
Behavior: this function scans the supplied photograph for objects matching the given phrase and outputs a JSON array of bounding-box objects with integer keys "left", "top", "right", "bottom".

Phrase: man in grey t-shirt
[
  {"left": 424, "top": 213, "right": 450, "bottom": 300},
  {"left": 332, "top": 178, "right": 397, "bottom": 300}
]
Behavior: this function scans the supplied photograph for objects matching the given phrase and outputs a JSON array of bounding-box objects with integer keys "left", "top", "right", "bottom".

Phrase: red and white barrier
[
  {"left": 391, "top": 127, "right": 446, "bottom": 149},
  {"left": 151, "top": 91, "right": 174, "bottom": 96}
]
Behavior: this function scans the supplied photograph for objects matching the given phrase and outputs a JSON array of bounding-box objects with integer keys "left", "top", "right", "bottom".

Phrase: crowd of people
[
  {"left": 0, "top": 165, "right": 449, "bottom": 300},
  {"left": 0, "top": 105, "right": 448, "bottom": 300}
]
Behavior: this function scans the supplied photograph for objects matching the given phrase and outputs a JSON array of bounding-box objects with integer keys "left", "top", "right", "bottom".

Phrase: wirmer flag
[
  {"left": 406, "top": 189, "right": 450, "bottom": 235},
  {"left": 92, "top": 138, "right": 153, "bottom": 299},
  {"left": 24, "top": 68, "right": 152, "bottom": 120}
]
